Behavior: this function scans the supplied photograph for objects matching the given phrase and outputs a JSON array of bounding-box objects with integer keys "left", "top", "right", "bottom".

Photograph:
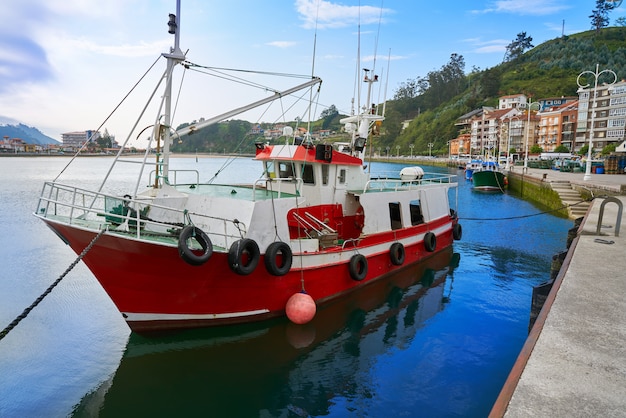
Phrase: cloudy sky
[{"left": 1, "top": 0, "right": 623, "bottom": 143}]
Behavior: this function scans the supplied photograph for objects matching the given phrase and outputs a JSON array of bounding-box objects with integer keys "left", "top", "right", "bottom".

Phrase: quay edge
[{"left": 490, "top": 194, "right": 626, "bottom": 417}]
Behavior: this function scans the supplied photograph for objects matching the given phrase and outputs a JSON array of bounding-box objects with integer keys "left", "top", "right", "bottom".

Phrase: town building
[
  {"left": 576, "top": 79, "right": 626, "bottom": 153},
  {"left": 499, "top": 94, "right": 527, "bottom": 109},
  {"left": 61, "top": 130, "right": 101, "bottom": 150},
  {"left": 537, "top": 101, "right": 578, "bottom": 152}
]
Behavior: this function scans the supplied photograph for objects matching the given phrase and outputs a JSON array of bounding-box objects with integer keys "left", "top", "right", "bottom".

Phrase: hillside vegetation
[{"left": 386, "top": 27, "right": 626, "bottom": 156}]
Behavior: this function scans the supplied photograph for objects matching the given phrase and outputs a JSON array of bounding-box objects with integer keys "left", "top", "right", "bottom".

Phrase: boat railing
[
  {"left": 252, "top": 176, "right": 302, "bottom": 200},
  {"left": 149, "top": 169, "right": 200, "bottom": 187},
  {"left": 364, "top": 172, "right": 457, "bottom": 192},
  {"left": 35, "top": 181, "right": 246, "bottom": 249}
]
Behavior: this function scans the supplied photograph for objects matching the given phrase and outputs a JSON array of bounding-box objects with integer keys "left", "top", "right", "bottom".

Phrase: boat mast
[{"left": 159, "top": 0, "right": 185, "bottom": 186}]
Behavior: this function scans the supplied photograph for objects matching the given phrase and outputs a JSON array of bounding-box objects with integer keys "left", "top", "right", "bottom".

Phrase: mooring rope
[{"left": 0, "top": 229, "right": 107, "bottom": 342}]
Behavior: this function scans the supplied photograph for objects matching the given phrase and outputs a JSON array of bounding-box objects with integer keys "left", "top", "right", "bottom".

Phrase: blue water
[{"left": 0, "top": 156, "right": 572, "bottom": 417}]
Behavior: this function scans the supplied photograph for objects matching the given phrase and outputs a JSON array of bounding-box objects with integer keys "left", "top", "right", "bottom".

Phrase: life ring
[
  {"left": 178, "top": 225, "right": 213, "bottom": 266},
  {"left": 424, "top": 232, "right": 437, "bottom": 252},
  {"left": 264, "top": 241, "right": 293, "bottom": 276},
  {"left": 348, "top": 254, "right": 368, "bottom": 281},
  {"left": 453, "top": 223, "right": 463, "bottom": 241},
  {"left": 389, "top": 242, "right": 405, "bottom": 266},
  {"left": 228, "top": 238, "right": 260, "bottom": 275}
]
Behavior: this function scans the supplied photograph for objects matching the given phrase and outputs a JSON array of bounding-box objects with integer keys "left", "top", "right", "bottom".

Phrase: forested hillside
[{"left": 384, "top": 27, "right": 626, "bottom": 156}]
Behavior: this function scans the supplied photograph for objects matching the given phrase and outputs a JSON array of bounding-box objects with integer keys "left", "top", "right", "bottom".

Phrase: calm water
[{"left": 0, "top": 156, "right": 572, "bottom": 417}]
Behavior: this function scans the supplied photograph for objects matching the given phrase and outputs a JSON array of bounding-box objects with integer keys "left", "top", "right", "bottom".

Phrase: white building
[{"left": 576, "top": 79, "right": 626, "bottom": 152}]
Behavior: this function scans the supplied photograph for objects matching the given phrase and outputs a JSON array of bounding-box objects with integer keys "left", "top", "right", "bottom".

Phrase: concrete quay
[{"left": 490, "top": 169, "right": 626, "bottom": 417}]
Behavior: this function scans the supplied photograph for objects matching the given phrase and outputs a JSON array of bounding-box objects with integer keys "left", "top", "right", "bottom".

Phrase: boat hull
[
  {"left": 43, "top": 216, "right": 456, "bottom": 332},
  {"left": 472, "top": 170, "right": 507, "bottom": 192}
]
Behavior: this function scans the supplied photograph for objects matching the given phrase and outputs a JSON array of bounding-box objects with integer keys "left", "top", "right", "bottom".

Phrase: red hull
[{"left": 44, "top": 217, "right": 456, "bottom": 332}]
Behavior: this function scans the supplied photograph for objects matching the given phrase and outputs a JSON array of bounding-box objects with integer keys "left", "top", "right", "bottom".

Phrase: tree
[
  {"left": 601, "top": 143, "right": 616, "bottom": 155},
  {"left": 615, "top": 16, "right": 626, "bottom": 26},
  {"left": 504, "top": 32, "right": 534, "bottom": 61},
  {"left": 554, "top": 144, "right": 570, "bottom": 153},
  {"left": 530, "top": 145, "right": 543, "bottom": 154},
  {"left": 590, "top": 0, "right": 612, "bottom": 33},
  {"left": 319, "top": 104, "right": 338, "bottom": 119},
  {"left": 96, "top": 128, "right": 113, "bottom": 150},
  {"left": 393, "top": 79, "right": 419, "bottom": 101},
  {"left": 319, "top": 105, "right": 339, "bottom": 130}
]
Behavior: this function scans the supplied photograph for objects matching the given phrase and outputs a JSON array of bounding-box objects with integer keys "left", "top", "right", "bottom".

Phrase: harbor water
[{"left": 0, "top": 156, "right": 572, "bottom": 417}]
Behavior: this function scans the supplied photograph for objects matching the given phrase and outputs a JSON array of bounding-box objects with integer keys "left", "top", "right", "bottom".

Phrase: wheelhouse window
[
  {"left": 322, "top": 164, "right": 329, "bottom": 185},
  {"left": 279, "top": 162, "right": 294, "bottom": 178},
  {"left": 264, "top": 161, "right": 276, "bottom": 178},
  {"left": 338, "top": 169, "right": 346, "bottom": 184},
  {"left": 389, "top": 202, "right": 402, "bottom": 230},
  {"left": 302, "top": 164, "right": 315, "bottom": 184},
  {"left": 410, "top": 200, "right": 424, "bottom": 225}
]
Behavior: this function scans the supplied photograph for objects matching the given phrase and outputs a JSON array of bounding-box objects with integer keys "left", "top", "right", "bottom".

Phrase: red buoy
[{"left": 285, "top": 292, "right": 316, "bottom": 324}]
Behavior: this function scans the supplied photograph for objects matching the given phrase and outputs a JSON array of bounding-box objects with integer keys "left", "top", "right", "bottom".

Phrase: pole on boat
[{"left": 160, "top": 0, "right": 185, "bottom": 185}]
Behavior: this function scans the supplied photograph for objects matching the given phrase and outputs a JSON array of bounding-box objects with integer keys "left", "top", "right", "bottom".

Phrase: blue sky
[{"left": 1, "top": 0, "right": 624, "bottom": 142}]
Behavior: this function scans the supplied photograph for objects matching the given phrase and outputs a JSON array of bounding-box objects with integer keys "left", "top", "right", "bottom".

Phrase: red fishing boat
[{"left": 35, "top": 1, "right": 462, "bottom": 332}]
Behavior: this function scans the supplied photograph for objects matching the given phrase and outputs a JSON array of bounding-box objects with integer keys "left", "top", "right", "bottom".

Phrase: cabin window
[
  {"left": 338, "top": 169, "right": 346, "bottom": 184},
  {"left": 322, "top": 164, "right": 329, "bottom": 185},
  {"left": 265, "top": 161, "right": 276, "bottom": 178},
  {"left": 302, "top": 164, "right": 315, "bottom": 184},
  {"left": 279, "top": 162, "right": 294, "bottom": 178},
  {"left": 389, "top": 202, "right": 402, "bottom": 230},
  {"left": 409, "top": 200, "right": 424, "bottom": 225}
]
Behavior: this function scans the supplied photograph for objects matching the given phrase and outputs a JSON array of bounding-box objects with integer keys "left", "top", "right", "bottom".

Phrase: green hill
[{"left": 384, "top": 27, "right": 626, "bottom": 156}]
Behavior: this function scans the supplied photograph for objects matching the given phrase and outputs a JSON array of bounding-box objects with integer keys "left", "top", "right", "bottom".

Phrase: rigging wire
[{"left": 54, "top": 55, "right": 163, "bottom": 182}]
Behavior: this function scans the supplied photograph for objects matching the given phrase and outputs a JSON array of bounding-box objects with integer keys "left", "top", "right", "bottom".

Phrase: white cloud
[
  {"left": 472, "top": 0, "right": 570, "bottom": 16},
  {"left": 295, "top": 0, "right": 392, "bottom": 29},
  {"left": 266, "top": 41, "right": 298, "bottom": 48},
  {"left": 464, "top": 38, "right": 510, "bottom": 54}
]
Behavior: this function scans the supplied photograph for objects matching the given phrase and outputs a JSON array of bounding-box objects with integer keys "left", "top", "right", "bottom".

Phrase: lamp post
[
  {"left": 577, "top": 64, "right": 617, "bottom": 181},
  {"left": 524, "top": 100, "right": 540, "bottom": 172},
  {"left": 507, "top": 116, "right": 519, "bottom": 170},
  {"left": 409, "top": 144, "right": 414, "bottom": 159},
  {"left": 428, "top": 142, "right": 433, "bottom": 158},
  {"left": 396, "top": 145, "right": 400, "bottom": 157},
  {"left": 386, "top": 146, "right": 390, "bottom": 161}
]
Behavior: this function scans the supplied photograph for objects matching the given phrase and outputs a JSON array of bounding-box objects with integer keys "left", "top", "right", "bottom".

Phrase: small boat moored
[{"left": 471, "top": 160, "right": 507, "bottom": 192}]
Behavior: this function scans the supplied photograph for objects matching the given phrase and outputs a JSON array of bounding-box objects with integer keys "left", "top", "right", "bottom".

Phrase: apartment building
[
  {"left": 499, "top": 94, "right": 527, "bottom": 109},
  {"left": 537, "top": 101, "right": 578, "bottom": 152},
  {"left": 576, "top": 79, "right": 626, "bottom": 152},
  {"left": 61, "top": 130, "right": 100, "bottom": 149}
]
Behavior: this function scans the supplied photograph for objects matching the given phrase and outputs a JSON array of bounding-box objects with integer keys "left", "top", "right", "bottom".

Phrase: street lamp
[
  {"left": 409, "top": 144, "right": 414, "bottom": 159},
  {"left": 386, "top": 146, "right": 390, "bottom": 161},
  {"left": 396, "top": 145, "right": 400, "bottom": 157},
  {"left": 428, "top": 142, "right": 433, "bottom": 158},
  {"left": 577, "top": 64, "right": 617, "bottom": 181},
  {"left": 524, "top": 99, "right": 540, "bottom": 172},
  {"left": 507, "top": 116, "right": 520, "bottom": 170}
]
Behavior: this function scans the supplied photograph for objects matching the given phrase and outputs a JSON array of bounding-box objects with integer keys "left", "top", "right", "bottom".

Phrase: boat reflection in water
[{"left": 74, "top": 249, "right": 460, "bottom": 417}]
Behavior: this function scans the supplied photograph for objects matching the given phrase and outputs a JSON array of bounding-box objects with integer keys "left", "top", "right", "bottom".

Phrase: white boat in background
[{"left": 35, "top": 0, "right": 462, "bottom": 332}]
